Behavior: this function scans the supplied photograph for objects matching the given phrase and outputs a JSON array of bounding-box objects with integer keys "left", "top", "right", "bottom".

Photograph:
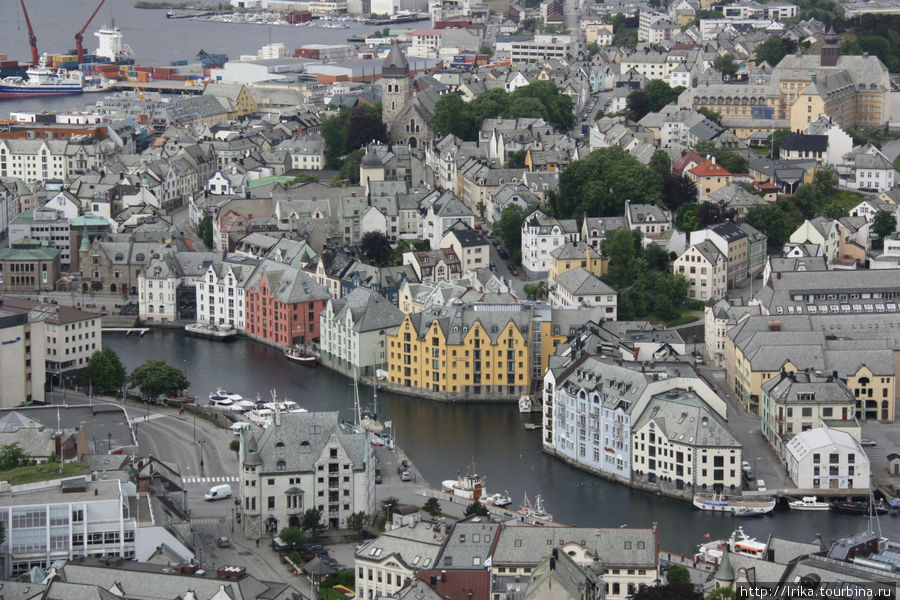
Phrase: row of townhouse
[{"left": 356, "top": 514, "right": 658, "bottom": 600}]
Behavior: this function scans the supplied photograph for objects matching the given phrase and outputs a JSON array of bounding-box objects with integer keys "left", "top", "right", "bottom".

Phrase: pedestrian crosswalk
[
  {"left": 183, "top": 476, "right": 239, "bottom": 484},
  {"left": 191, "top": 518, "right": 226, "bottom": 525}
]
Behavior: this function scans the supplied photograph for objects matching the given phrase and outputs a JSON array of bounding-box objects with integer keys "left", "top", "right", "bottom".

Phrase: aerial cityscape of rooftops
[{"left": 4, "top": 0, "right": 900, "bottom": 597}]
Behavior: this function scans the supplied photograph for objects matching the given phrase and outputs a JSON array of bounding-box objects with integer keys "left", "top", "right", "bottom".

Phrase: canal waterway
[{"left": 105, "top": 330, "right": 900, "bottom": 554}]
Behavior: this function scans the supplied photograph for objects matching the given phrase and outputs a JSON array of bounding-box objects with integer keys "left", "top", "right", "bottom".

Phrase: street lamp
[{"left": 199, "top": 440, "right": 206, "bottom": 476}]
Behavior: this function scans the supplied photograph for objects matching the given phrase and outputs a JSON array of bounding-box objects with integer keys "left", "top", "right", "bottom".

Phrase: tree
[
  {"left": 279, "top": 526, "right": 306, "bottom": 549},
  {"left": 694, "top": 141, "right": 747, "bottom": 174},
  {"left": 767, "top": 128, "right": 791, "bottom": 159},
  {"left": 338, "top": 149, "right": 364, "bottom": 184},
  {"left": 505, "top": 149, "right": 528, "bottom": 168},
  {"left": 643, "top": 79, "right": 684, "bottom": 113},
  {"left": 698, "top": 107, "right": 722, "bottom": 125},
  {"left": 697, "top": 200, "right": 738, "bottom": 227},
  {"left": 198, "top": 215, "right": 213, "bottom": 249},
  {"left": 381, "top": 496, "right": 400, "bottom": 521},
  {"left": 0, "top": 443, "right": 28, "bottom": 470},
  {"left": 632, "top": 584, "right": 702, "bottom": 600},
  {"left": 649, "top": 150, "right": 671, "bottom": 179},
  {"left": 229, "top": 439, "right": 240, "bottom": 454},
  {"left": 873, "top": 210, "right": 898, "bottom": 240},
  {"left": 431, "top": 94, "right": 473, "bottom": 139},
  {"left": 603, "top": 229, "right": 643, "bottom": 288},
  {"left": 587, "top": 42, "right": 600, "bottom": 56},
  {"left": 464, "top": 501, "right": 489, "bottom": 517},
  {"left": 754, "top": 36, "right": 795, "bottom": 66},
  {"left": 345, "top": 104, "right": 387, "bottom": 153},
  {"left": 478, "top": 44, "right": 493, "bottom": 57},
  {"left": 476, "top": 201, "right": 486, "bottom": 219},
  {"left": 83, "top": 346, "right": 126, "bottom": 392},
  {"left": 129, "top": 360, "right": 189, "bottom": 402},
  {"left": 677, "top": 204, "right": 701, "bottom": 232},
  {"left": 322, "top": 107, "right": 350, "bottom": 169},
  {"left": 361, "top": 231, "right": 392, "bottom": 266},
  {"left": 626, "top": 89, "right": 651, "bottom": 121},
  {"left": 346, "top": 511, "right": 369, "bottom": 534},
  {"left": 301, "top": 508, "right": 325, "bottom": 537},
  {"left": 423, "top": 497, "right": 442, "bottom": 518},
  {"left": 667, "top": 565, "right": 692, "bottom": 585},
  {"left": 496, "top": 204, "right": 528, "bottom": 262},
  {"left": 662, "top": 174, "right": 698, "bottom": 212},
  {"left": 714, "top": 53, "right": 738, "bottom": 77}
]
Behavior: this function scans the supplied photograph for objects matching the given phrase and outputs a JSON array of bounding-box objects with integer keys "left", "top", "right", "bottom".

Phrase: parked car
[
  {"left": 399, "top": 470, "right": 412, "bottom": 481},
  {"left": 861, "top": 439, "right": 877, "bottom": 447},
  {"left": 508, "top": 264, "right": 519, "bottom": 276},
  {"left": 742, "top": 468, "right": 755, "bottom": 482},
  {"left": 216, "top": 536, "right": 231, "bottom": 548},
  {"left": 756, "top": 479, "right": 767, "bottom": 491},
  {"left": 497, "top": 248, "right": 509, "bottom": 259},
  {"left": 303, "top": 549, "right": 329, "bottom": 562},
  {"left": 375, "top": 469, "right": 383, "bottom": 484}
]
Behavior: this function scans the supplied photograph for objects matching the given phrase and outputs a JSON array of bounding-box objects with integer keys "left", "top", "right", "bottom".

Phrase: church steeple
[
  {"left": 821, "top": 25, "right": 840, "bottom": 67},
  {"left": 381, "top": 42, "right": 411, "bottom": 143}
]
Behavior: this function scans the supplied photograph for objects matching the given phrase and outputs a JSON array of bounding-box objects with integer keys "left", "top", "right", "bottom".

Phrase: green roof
[
  {"left": 69, "top": 215, "right": 110, "bottom": 226},
  {"left": 248, "top": 175, "right": 294, "bottom": 189},
  {"left": 0, "top": 247, "right": 60, "bottom": 261}
]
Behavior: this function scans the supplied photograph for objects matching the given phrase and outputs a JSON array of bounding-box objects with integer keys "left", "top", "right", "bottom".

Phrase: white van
[
  {"left": 231, "top": 422, "right": 251, "bottom": 436},
  {"left": 205, "top": 484, "right": 232, "bottom": 501},
  {"left": 756, "top": 479, "right": 767, "bottom": 492}
]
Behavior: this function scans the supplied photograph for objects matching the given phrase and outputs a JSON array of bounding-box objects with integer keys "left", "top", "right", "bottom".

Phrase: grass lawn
[
  {"left": 0, "top": 463, "right": 90, "bottom": 485},
  {"left": 485, "top": 0, "right": 509, "bottom": 12},
  {"left": 826, "top": 190, "right": 866, "bottom": 214},
  {"left": 663, "top": 310, "right": 704, "bottom": 328},
  {"left": 894, "top": 154, "right": 900, "bottom": 173}
]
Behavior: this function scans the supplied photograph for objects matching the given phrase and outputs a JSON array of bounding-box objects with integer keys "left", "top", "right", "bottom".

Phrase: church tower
[
  {"left": 820, "top": 25, "right": 840, "bottom": 67},
  {"left": 381, "top": 42, "right": 410, "bottom": 136}
]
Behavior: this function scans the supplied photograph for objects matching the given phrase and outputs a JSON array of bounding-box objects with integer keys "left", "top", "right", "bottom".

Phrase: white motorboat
[
  {"left": 788, "top": 496, "right": 830, "bottom": 511},
  {"left": 694, "top": 526, "right": 768, "bottom": 565},
  {"left": 693, "top": 492, "right": 775, "bottom": 516},
  {"left": 442, "top": 468, "right": 486, "bottom": 502},
  {"left": 207, "top": 395, "right": 234, "bottom": 409},
  {"left": 185, "top": 322, "right": 236, "bottom": 340},
  {"left": 216, "top": 389, "right": 244, "bottom": 401},
  {"left": 247, "top": 408, "right": 274, "bottom": 427},
  {"left": 518, "top": 395, "right": 532, "bottom": 413},
  {"left": 230, "top": 399, "right": 257, "bottom": 413},
  {"left": 480, "top": 491, "right": 513, "bottom": 508}
]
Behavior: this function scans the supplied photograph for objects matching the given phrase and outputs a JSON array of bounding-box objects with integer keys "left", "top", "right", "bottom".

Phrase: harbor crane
[
  {"left": 18, "top": 0, "right": 40, "bottom": 66},
  {"left": 75, "top": 0, "right": 106, "bottom": 64},
  {"left": 196, "top": 49, "right": 224, "bottom": 69},
  {"left": 122, "top": 71, "right": 148, "bottom": 122}
]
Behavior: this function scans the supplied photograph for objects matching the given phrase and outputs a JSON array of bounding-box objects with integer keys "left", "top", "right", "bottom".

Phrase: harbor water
[{"left": 105, "top": 330, "right": 900, "bottom": 555}]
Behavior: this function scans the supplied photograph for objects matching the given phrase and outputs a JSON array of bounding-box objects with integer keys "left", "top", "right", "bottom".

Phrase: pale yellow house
[{"left": 548, "top": 241, "right": 608, "bottom": 282}]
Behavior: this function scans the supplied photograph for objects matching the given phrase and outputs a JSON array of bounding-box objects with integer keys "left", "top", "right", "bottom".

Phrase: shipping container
[{"left": 169, "top": 59, "right": 188, "bottom": 66}]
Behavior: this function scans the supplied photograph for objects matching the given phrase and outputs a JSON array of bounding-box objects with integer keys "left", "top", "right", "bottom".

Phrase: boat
[
  {"left": 442, "top": 465, "right": 487, "bottom": 501},
  {"left": 229, "top": 399, "right": 257, "bottom": 413},
  {"left": 185, "top": 322, "right": 236, "bottom": 341},
  {"left": 520, "top": 492, "right": 553, "bottom": 522},
  {"left": 82, "top": 76, "right": 116, "bottom": 93},
  {"left": 215, "top": 389, "right": 243, "bottom": 401},
  {"left": 284, "top": 345, "right": 317, "bottom": 366},
  {"left": 480, "top": 491, "right": 513, "bottom": 508},
  {"left": 0, "top": 66, "right": 82, "bottom": 99},
  {"left": 692, "top": 492, "right": 775, "bottom": 516},
  {"left": 830, "top": 499, "right": 889, "bottom": 515},
  {"left": 247, "top": 407, "right": 274, "bottom": 427},
  {"left": 788, "top": 496, "right": 831, "bottom": 511},
  {"left": 94, "top": 25, "right": 135, "bottom": 63},
  {"left": 518, "top": 395, "right": 532, "bottom": 413},
  {"left": 207, "top": 395, "right": 234, "bottom": 409},
  {"left": 695, "top": 526, "right": 768, "bottom": 565}
]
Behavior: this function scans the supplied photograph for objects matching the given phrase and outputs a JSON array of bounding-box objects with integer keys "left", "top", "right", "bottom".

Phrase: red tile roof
[
  {"left": 689, "top": 158, "right": 733, "bottom": 178},
  {"left": 415, "top": 570, "right": 492, "bottom": 600},
  {"left": 672, "top": 150, "right": 703, "bottom": 177}
]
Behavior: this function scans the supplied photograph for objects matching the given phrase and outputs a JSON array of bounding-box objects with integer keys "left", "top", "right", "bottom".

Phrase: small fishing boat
[
  {"left": 788, "top": 496, "right": 830, "bottom": 511},
  {"left": 284, "top": 345, "right": 317, "bottom": 366}
]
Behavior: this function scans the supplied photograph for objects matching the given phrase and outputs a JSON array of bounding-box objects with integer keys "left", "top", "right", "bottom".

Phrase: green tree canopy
[
  {"left": 643, "top": 79, "right": 685, "bottom": 113},
  {"left": 346, "top": 511, "right": 369, "bottom": 534},
  {"left": 338, "top": 149, "right": 364, "bottom": 185},
  {"left": 505, "top": 149, "right": 527, "bottom": 168},
  {"left": 197, "top": 215, "right": 213, "bottom": 249},
  {"left": 754, "top": 36, "right": 796, "bottom": 66},
  {"left": 767, "top": 128, "right": 792, "bottom": 159},
  {"left": 873, "top": 210, "right": 898, "bottom": 240},
  {"left": 667, "top": 565, "right": 692, "bottom": 585},
  {"left": 423, "top": 497, "right": 442, "bottom": 517},
  {"left": 626, "top": 89, "right": 651, "bottom": 121},
  {"left": 694, "top": 141, "right": 747, "bottom": 174},
  {"left": 496, "top": 204, "right": 529, "bottom": 262},
  {"left": 129, "top": 360, "right": 189, "bottom": 401},
  {"left": 714, "top": 53, "right": 739, "bottom": 77},
  {"left": 279, "top": 526, "right": 306, "bottom": 548},
  {"left": 464, "top": 501, "right": 489, "bottom": 517},
  {"left": 662, "top": 174, "right": 698, "bottom": 212},
  {"left": 649, "top": 150, "right": 671, "bottom": 179},
  {"left": 301, "top": 508, "right": 325, "bottom": 537},
  {"left": 431, "top": 81, "right": 574, "bottom": 140},
  {"left": 361, "top": 231, "right": 392, "bottom": 266},
  {"left": 321, "top": 103, "right": 386, "bottom": 170},
  {"left": 0, "top": 442, "right": 28, "bottom": 471},
  {"left": 83, "top": 346, "right": 127, "bottom": 392},
  {"left": 551, "top": 146, "right": 664, "bottom": 219}
]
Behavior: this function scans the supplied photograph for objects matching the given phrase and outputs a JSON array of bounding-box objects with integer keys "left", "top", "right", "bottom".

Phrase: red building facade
[{"left": 244, "top": 263, "right": 330, "bottom": 347}]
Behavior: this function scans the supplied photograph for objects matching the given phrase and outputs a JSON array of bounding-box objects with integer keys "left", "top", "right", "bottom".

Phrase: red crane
[
  {"left": 19, "top": 0, "right": 39, "bottom": 66},
  {"left": 75, "top": 0, "right": 106, "bottom": 64}
]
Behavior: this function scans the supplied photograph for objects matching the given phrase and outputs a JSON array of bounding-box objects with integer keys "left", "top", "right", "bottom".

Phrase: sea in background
[{"left": 0, "top": 0, "right": 420, "bottom": 114}]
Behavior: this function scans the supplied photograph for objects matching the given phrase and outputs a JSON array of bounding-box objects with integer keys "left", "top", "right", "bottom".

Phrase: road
[{"left": 882, "top": 137, "right": 900, "bottom": 166}]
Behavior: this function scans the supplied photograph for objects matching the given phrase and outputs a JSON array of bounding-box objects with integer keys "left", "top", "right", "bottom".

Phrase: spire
[
  {"left": 382, "top": 42, "right": 410, "bottom": 79},
  {"left": 716, "top": 546, "right": 736, "bottom": 584}
]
